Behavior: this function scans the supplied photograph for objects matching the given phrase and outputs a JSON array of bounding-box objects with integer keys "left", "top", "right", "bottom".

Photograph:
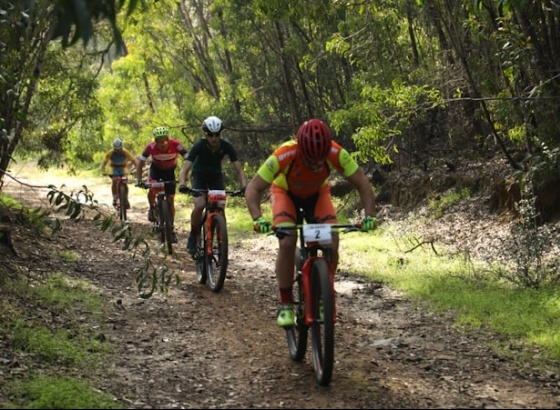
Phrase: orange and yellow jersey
[
  {"left": 103, "top": 148, "right": 136, "bottom": 176},
  {"left": 257, "top": 140, "right": 359, "bottom": 198}
]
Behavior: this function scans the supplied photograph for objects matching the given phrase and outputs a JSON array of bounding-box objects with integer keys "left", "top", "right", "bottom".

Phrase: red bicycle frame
[{"left": 301, "top": 256, "right": 336, "bottom": 325}]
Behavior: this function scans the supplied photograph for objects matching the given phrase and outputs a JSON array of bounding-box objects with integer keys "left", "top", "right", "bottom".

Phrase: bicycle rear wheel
[
  {"left": 309, "top": 258, "right": 335, "bottom": 386},
  {"left": 285, "top": 272, "right": 308, "bottom": 362},
  {"left": 206, "top": 213, "right": 228, "bottom": 292},
  {"left": 118, "top": 183, "right": 127, "bottom": 221}
]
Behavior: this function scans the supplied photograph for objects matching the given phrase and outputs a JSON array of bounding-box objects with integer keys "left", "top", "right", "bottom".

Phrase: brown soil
[{"left": 2, "top": 168, "right": 560, "bottom": 409}]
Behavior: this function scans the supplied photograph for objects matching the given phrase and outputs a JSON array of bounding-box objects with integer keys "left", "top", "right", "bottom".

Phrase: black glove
[
  {"left": 240, "top": 186, "right": 247, "bottom": 195},
  {"left": 179, "top": 184, "right": 189, "bottom": 194}
]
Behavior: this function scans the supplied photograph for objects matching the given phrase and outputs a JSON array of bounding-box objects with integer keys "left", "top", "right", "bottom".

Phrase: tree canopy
[{"left": 2, "top": 0, "right": 560, "bottom": 189}]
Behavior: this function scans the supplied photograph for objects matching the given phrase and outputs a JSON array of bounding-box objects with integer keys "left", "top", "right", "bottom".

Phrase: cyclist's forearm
[
  {"left": 348, "top": 168, "right": 376, "bottom": 216},
  {"left": 245, "top": 183, "right": 266, "bottom": 220},
  {"left": 136, "top": 161, "right": 144, "bottom": 180},
  {"left": 233, "top": 161, "right": 247, "bottom": 186},
  {"left": 178, "top": 160, "right": 192, "bottom": 185},
  {"left": 246, "top": 202, "right": 262, "bottom": 220},
  {"left": 238, "top": 171, "right": 247, "bottom": 187}
]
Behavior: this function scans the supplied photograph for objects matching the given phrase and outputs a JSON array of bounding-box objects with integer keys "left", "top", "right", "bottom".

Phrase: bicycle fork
[
  {"left": 204, "top": 211, "right": 224, "bottom": 256},
  {"left": 301, "top": 257, "right": 337, "bottom": 325}
]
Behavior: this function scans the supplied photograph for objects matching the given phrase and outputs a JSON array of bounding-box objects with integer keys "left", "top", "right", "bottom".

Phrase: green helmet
[{"left": 153, "top": 126, "right": 169, "bottom": 139}]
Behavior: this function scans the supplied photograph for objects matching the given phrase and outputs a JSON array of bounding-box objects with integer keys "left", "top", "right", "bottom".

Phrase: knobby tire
[
  {"left": 195, "top": 224, "right": 207, "bottom": 285},
  {"left": 159, "top": 198, "right": 173, "bottom": 254},
  {"left": 206, "top": 213, "right": 228, "bottom": 292},
  {"left": 310, "top": 258, "right": 334, "bottom": 386},
  {"left": 118, "top": 182, "right": 127, "bottom": 221},
  {"left": 285, "top": 269, "right": 308, "bottom": 362}
]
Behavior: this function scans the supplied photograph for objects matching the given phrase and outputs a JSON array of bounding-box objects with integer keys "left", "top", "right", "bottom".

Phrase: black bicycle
[
  {"left": 182, "top": 187, "right": 244, "bottom": 292},
  {"left": 104, "top": 174, "right": 129, "bottom": 221},
  {"left": 114, "top": 175, "right": 129, "bottom": 221},
  {"left": 142, "top": 180, "right": 177, "bottom": 254}
]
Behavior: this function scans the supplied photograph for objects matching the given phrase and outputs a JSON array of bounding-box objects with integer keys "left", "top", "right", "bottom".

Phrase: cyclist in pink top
[{"left": 135, "top": 127, "right": 188, "bottom": 242}]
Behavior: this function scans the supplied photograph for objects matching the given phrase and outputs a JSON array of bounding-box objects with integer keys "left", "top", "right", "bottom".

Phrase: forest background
[
  {"left": 2, "top": 2, "right": 560, "bottom": 407},
  {"left": 2, "top": 0, "right": 560, "bottom": 212}
]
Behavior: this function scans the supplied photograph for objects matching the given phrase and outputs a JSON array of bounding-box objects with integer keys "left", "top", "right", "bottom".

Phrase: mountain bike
[
  {"left": 142, "top": 180, "right": 177, "bottom": 254},
  {"left": 182, "top": 187, "right": 245, "bottom": 292},
  {"left": 105, "top": 174, "right": 129, "bottom": 221},
  {"left": 114, "top": 175, "right": 130, "bottom": 221},
  {"left": 274, "top": 220, "right": 362, "bottom": 387}
]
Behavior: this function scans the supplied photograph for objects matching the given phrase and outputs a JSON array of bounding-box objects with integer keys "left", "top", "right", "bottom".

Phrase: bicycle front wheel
[
  {"left": 205, "top": 213, "right": 228, "bottom": 292},
  {"left": 118, "top": 183, "right": 127, "bottom": 221},
  {"left": 159, "top": 198, "right": 173, "bottom": 254},
  {"left": 285, "top": 272, "right": 308, "bottom": 362},
  {"left": 309, "top": 258, "right": 335, "bottom": 386},
  {"left": 195, "top": 226, "right": 207, "bottom": 284}
]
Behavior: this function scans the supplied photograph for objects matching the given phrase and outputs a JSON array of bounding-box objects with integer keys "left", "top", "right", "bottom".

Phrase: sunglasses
[
  {"left": 155, "top": 138, "right": 169, "bottom": 143},
  {"left": 206, "top": 133, "right": 220, "bottom": 138}
]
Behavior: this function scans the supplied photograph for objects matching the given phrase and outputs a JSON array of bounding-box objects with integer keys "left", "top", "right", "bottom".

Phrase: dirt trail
[{"left": 2, "top": 170, "right": 560, "bottom": 409}]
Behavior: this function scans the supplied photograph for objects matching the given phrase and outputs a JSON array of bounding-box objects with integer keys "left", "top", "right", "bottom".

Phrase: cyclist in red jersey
[
  {"left": 244, "top": 118, "right": 377, "bottom": 327},
  {"left": 135, "top": 126, "right": 189, "bottom": 243}
]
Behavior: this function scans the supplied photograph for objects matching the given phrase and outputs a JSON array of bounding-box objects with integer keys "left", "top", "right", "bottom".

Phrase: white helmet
[
  {"left": 113, "top": 138, "right": 123, "bottom": 149},
  {"left": 202, "top": 116, "right": 223, "bottom": 134}
]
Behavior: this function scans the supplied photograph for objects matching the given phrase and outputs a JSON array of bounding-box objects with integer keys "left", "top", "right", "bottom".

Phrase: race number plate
[
  {"left": 208, "top": 190, "right": 227, "bottom": 208},
  {"left": 303, "top": 224, "right": 332, "bottom": 245}
]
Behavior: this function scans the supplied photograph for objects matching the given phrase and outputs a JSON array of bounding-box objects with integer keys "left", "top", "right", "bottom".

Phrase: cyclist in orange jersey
[{"left": 244, "top": 118, "right": 377, "bottom": 327}]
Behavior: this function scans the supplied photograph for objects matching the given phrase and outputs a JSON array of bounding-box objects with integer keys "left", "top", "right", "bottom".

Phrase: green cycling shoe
[{"left": 277, "top": 304, "right": 295, "bottom": 327}]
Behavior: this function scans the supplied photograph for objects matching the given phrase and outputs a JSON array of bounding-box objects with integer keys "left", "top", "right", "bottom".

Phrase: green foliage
[
  {"left": 17, "top": 44, "right": 106, "bottom": 171},
  {"left": 518, "top": 144, "right": 560, "bottom": 190},
  {"left": 29, "top": 273, "right": 103, "bottom": 316},
  {"left": 4, "top": 375, "right": 123, "bottom": 409},
  {"left": 47, "top": 0, "right": 142, "bottom": 51},
  {"left": 331, "top": 80, "right": 444, "bottom": 165},
  {"left": 0, "top": 193, "right": 54, "bottom": 235},
  {"left": 9, "top": 319, "right": 109, "bottom": 366},
  {"left": 429, "top": 188, "right": 471, "bottom": 219},
  {"left": 340, "top": 222, "right": 560, "bottom": 364},
  {"left": 45, "top": 184, "right": 180, "bottom": 298},
  {"left": 496, "top": 183, "right": 560, "bottom": 288},
  {"left": 5, "top": 0, "right": 560, "bottom": 197}
]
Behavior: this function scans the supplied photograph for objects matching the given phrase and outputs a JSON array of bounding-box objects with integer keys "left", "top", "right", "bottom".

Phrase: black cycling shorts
[
  {"left": 191, "top": 172, "right": 225, "bottom": 190},
  {"left": 149, "top": 166, "right": 177, "bottom": 196}
]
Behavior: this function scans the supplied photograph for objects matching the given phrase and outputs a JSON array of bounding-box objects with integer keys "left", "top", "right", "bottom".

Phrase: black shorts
[
  {"left": 191, "top": 172, "right": 225, "bottom": 190},
  {"left": 149, "top": 166, "right": 176, "bottom": 196}
]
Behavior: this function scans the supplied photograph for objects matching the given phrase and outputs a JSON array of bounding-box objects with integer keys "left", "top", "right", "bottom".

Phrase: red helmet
[{"left": 296, "top": 119, "right": 332, "bottom": 164}]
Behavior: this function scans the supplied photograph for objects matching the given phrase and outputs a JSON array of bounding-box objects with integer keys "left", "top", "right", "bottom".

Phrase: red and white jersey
[{"left": 139, "top": 138, "right": 188, "bottom": 170}]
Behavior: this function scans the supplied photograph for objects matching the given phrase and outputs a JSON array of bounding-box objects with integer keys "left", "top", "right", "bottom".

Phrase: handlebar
[
  {"left": 272, "top": 223, "right": 362, "bottom": 239},
  {"left": 138, "top": 180, "right": 177, "bottom": 189},
  {"left": 273, "top": 223, "right": 363, "bottom": 231},
  {"left": 179, "top": 186, "right": 245, "bottom": 198}
]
